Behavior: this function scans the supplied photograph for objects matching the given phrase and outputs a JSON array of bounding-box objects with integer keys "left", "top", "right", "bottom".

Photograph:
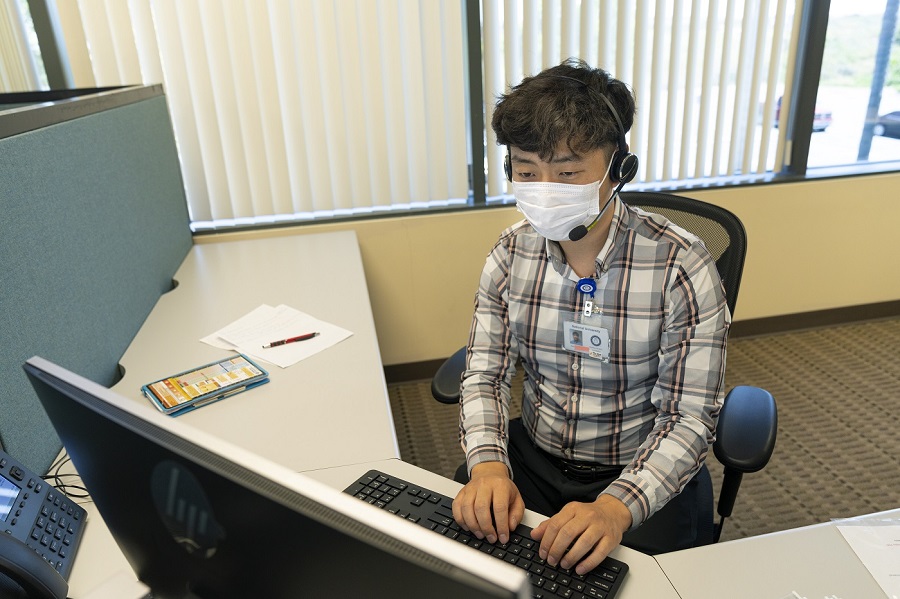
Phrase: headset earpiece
[
  {"left": 592, "top": 90, "right": 637, "bottom": 183},
  {"left": 612, "top": 151, "right": 639, "bottom": 183},
  {"left": 504, "top": 149, "right": 512, "bottom": 182}
]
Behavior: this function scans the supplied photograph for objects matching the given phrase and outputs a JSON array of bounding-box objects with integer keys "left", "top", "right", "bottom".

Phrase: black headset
[{"left": 503, "top": 74, "right": 639, "bottom": 185}]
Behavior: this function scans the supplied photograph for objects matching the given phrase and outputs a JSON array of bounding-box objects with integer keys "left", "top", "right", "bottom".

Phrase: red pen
[{"left": 262, "top": 332, "right": 319, "bottom": 348}]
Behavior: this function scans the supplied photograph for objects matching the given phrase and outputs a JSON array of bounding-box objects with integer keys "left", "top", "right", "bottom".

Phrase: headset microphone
[
  {"left": 567, "top": 178, "right": 628, "bottom": 242},
  {"left": 567, "top": 225, "right": 591, "bottom": 242}
]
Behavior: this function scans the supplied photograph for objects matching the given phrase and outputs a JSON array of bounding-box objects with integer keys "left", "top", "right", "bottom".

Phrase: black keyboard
[{"left": 343, "top": 470, "right": 628, "bottom": 599}]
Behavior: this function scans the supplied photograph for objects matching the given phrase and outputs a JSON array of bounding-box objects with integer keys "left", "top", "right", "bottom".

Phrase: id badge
[{"left": 562, "top": 319, "right": 611, "bottom": 361}]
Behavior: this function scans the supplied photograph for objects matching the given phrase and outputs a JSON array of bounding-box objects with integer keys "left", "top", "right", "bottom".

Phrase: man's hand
[
  {"left": 531, "top": 495, "right": 632, "bottom": 575},
  {"left": 452, "top": 462, "right": 525, "bottom": 545}
]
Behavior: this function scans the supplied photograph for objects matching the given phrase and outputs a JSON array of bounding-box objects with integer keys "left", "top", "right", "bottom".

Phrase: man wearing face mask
[{"left": 452, "top": 59, "right": 729, "bottom": 575}]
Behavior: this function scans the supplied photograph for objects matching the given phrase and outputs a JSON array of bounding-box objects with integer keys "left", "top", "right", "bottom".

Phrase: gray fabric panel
[{"left": 0, "top": 92, "right": 192, "bottom": 474}]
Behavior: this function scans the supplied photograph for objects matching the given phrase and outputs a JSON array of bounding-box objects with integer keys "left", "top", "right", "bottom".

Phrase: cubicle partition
[{"left": 0, "top": 85, "right": 193, "bottom": 474}]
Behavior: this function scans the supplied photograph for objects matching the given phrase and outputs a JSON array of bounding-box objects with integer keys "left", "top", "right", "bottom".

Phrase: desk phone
[{"left": 1, "top": 449, "right": 86, "bottom": 599}]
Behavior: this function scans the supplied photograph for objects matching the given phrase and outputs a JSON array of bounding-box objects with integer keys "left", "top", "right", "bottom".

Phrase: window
[
  {"left": 808, "top": 0, "right": 900, "bottom": 168},
  {"left": 7, "top": 0, "right": 900, "bottom": 230},
  {"left": 479, "top": 0, "right": 799, "bottom": 201},
  {"left": 44, "top": 0, "right": 470, "bottom": 231},
  {"left": 0, "top": 0, "right": 47, "bottom": 91}
]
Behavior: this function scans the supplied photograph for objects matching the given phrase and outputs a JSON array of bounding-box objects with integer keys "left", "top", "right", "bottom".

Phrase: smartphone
[{"left": 141, "top": 354, "right": 269, "bottom": 416}]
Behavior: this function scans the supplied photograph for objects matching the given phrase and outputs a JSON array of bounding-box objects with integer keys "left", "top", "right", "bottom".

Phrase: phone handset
[{"left": 0, "top": 532, "right": 68, "bottom": 599}]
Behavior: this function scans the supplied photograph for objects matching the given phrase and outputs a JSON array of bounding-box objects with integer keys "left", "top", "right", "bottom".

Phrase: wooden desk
[
  {"left": 112, "top": 231, "right": 399, "bottom": 472},
  {"left": 655, "top": 509, "right": 899, "bottom": 599}
]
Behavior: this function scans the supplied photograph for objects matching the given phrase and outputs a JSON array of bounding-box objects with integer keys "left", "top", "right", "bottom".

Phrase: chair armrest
[
  {"left": 712, "top": 385, "right": 777, "bottom": 524},
  {"left": 430, "top": 347, "right": 467, "bottom": 404},
  {"left": 713, "top": 385, "right": 778, "bottom": 473}
]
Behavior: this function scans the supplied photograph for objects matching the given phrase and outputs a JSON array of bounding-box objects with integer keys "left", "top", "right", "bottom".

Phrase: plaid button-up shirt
[{"left": 460, "top": 198, "right": 730, "bottom": 527}]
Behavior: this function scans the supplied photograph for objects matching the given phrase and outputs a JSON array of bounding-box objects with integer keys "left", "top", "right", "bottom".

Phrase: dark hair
[{"left": 491, "top": 58, "right": 636, "bottom": 161}]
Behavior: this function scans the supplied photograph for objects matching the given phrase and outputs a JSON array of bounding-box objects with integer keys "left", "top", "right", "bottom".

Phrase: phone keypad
[
  {"left": 29, "top": 490, "right": 83, "bottom": 570},
  {"left": 1, "top": 452, "right": 87, "bottom": 579}
]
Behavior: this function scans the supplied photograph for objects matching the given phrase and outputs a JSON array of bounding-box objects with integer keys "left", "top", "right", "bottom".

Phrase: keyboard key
[
  {"left": 585, "top": 587, "right": 608, "bottom": 598},
  {"left": 429, "top": 515, "right": 453, "bottom": 527}
]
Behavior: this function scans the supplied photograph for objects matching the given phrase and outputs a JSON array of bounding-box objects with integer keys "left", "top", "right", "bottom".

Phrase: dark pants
[{"left": 455, "top": 418, "right": 711, "bottom": 554}]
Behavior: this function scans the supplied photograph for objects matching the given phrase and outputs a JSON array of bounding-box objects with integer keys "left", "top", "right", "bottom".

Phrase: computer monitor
[{"left": 23, "top": 356, "right": 528, "bottom": 599}]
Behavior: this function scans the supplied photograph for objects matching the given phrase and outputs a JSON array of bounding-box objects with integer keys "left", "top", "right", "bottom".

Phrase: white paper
[
  {"left": 836, "top": 523, "right": 900, "bottom": 598},
  {"left": 201, "top": 304, "right": 353, "bottom": 368}
]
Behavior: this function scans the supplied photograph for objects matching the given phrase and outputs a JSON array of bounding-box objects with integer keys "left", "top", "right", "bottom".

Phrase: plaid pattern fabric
[{"left": 459, "top": 198, "right": 730, "bottom": 527}]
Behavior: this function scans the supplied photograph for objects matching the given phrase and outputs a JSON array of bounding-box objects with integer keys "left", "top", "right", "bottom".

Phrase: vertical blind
[
  {"left": 23, "top": 0, "right": 805, "bottom": 226},
  {"left": 481, "top": 0, "right": 801, "bottom": 198},
  {"left": 55, "top": 0, "right": 469, "bottom": 230},
  {"left": 0, "top": 0, "right": 40, "bottom": 91}
]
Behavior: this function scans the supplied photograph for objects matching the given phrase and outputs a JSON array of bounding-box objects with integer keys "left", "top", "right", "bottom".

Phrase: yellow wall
[{"left": 199, "top": 173, "right": 900, "bottom": 366}]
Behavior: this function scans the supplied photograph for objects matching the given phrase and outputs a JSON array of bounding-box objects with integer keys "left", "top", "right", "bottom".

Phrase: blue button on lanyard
[
  {"left": 577, "top": 278, "right": 596, "bottom": 317},
  {"left": 577, "top": 277, "right": 596, "bottom": 297},
  {"left": 578, "top": 277, "right": 597, "bottom": 298}
]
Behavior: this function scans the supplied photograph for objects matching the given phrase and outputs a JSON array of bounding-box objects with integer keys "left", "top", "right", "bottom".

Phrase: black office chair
[{"left": 431, "top": 191, "right": 777, "bottom": 549}]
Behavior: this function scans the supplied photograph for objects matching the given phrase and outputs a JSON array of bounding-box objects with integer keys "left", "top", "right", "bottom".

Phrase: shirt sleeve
[
  {"left": 458, "top": 234, "right": 520, "bottom": 477},
  {"left": 601, "top": 240, "right": 730, "bottom": 528}
]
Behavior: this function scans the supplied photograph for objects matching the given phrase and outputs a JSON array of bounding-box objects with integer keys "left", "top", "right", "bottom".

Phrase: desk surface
[
  {"left": 113, "top": 231, "right": 399, "bottom": 472},
  {"left": 656, "top": 509, "right": 898, "bottom": 599}
]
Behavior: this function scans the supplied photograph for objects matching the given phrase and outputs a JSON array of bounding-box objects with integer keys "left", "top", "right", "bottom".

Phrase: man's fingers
[
  {"left": 572, "top": 534, "right": 619, "bottom": 575},
  {"left": 558, "top": 523, "right": 603, "bottom": 570},
  {"left": 451, "top": 489, "right": 466, "bottom": 528},
  {"left": 509, "top": 494, "right": 526, "bottom": 532},
  {"left": 544, "top": 520, "right": 580, "bottom": 566},
  {"left": 453, "top": 488, "right": 485, "bottom": 538},
  {"left": 531, "top": 519, "right": 548, "bottom": 540},
  {"left": 474, "top": 492, "right": 498, "bottom": 542},
  {"left": 492, "top": 494, "right": 510, "bottom": 543},
  {"left": 536, "top": 511, "right": 573, "bottom": 562},
  {"left": 535, "top": 502, "right": 625, "bottom": 571},
  {"left": 452, "top": 471, "right": 523, "bottom": 545}
]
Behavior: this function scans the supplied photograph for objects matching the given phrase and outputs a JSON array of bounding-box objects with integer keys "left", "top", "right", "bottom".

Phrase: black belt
[{"left": 539, "top": 447, "right": 624, "bottom": 484}]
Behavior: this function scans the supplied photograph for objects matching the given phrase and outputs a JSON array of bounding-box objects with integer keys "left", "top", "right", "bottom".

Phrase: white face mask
[{"left": 512, "top": 159, "right": 614, "bottom": 241}]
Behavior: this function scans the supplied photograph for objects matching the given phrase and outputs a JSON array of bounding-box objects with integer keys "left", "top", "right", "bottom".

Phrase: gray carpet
[{"left": 386, "top": 316, "right": 900, "bottom": 542}]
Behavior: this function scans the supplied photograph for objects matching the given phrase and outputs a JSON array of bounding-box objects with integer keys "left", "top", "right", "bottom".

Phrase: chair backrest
[{"left": 620, "top": 191, "right": 747, "bottom": 316}]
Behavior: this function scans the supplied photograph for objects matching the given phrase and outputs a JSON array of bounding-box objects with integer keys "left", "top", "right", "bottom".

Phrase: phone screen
[
  {"left": 0, "top": 473, "right": 19, "bottom": 522},
  {"left": 146, "top": 356, "right": 265, "bottom": 410}
]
